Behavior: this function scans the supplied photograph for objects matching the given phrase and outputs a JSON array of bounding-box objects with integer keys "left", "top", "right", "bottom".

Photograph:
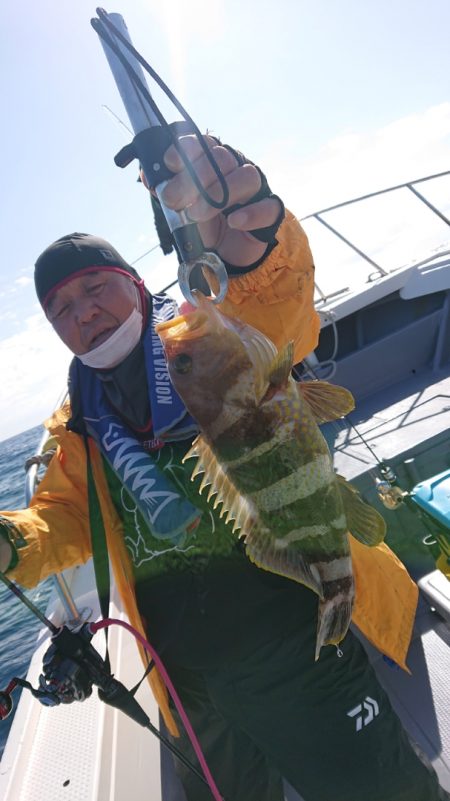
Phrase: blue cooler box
[{"left": 411, "top": 469, "right": 450, "bottom": 529}]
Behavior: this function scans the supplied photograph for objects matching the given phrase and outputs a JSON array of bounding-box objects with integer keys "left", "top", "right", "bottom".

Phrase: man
[{"left": 0, "top": 135, "right": 448, "bottom": 801}]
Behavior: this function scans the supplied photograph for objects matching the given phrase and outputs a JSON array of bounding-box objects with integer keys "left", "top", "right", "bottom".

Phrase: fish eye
[{"left": 173, "top": 353, "right": 192, "bottom": 374}]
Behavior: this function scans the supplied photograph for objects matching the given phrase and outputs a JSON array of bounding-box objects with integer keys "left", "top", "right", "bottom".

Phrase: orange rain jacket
[{"left": 2, "top": 211, "right": 418, "bottom": 734}]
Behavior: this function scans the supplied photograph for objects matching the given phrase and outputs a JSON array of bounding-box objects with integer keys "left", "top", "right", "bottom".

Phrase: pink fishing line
[{"left": 90, "top": 617, "right": 224, "bottom": 801}]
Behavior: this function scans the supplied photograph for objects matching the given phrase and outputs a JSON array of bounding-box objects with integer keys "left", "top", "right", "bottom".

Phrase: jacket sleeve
[
  {"left": 0, "top": 430, "right": 93, "bottom": 589},
  {"left": 212, "top": 209, "right": 320, "bottom": 363}
]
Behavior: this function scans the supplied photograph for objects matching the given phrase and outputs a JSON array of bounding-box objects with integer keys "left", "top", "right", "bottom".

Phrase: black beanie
[{"left": 34, "top": 232, "right": 142, "bottom": 308}]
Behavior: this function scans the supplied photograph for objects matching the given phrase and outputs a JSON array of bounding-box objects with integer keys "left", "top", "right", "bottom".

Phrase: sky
[{"left": 1, "top": 0, "right": 450, "bottom": 440}]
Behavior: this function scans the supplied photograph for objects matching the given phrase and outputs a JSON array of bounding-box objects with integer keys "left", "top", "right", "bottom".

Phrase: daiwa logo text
[
  {"left": 102, "top": 423, "right": 178, "bottom": 524},
  {"left": 347, "top": 697, "right": 380, "bottom": 731}
]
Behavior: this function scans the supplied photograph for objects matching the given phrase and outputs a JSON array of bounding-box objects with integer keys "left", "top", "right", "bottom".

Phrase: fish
[{"left": 156, "top": 293, "right": 386, "bottom": 659}]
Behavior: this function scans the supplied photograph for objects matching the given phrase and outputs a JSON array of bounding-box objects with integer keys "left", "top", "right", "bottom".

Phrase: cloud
[
  {"left": 136, "top": 232, "right": 151, "bottom": 244},
  {"left": 261, "top": 103, "right": 450, "bottom": 216},
  {"left": 0, "top": 310, "right": 18, "bottom": 324},
  {"left": 0, "top": 313, "right": 71, "bottom": 441},
  {"left": 14, "top": 276, "right": 33, "bottom": 288},
  {"left": 258, "top": 103, "right": 450, "bottom": 296}
]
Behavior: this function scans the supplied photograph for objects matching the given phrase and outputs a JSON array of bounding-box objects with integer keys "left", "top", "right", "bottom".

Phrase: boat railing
[{"left": 300, "top": 169, "right": 450, "bottom": 305}]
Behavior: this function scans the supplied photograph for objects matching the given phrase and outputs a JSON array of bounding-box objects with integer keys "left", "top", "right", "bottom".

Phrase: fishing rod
[
  {"left": 91, "top": 7, "right": 229, "bottom": 306},
  {"left": 0, "top": 570, "right": 225, "bottom": 800}
]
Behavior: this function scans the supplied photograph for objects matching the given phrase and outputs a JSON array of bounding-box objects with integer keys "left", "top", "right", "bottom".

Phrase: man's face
[{"left": 46, "top": 270, "right": 139, "bottom": 355}]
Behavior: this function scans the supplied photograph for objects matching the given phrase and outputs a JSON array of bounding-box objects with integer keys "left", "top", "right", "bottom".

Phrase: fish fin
[
  {"left": 183, "top": 435, "right": 254, "bottom": 531},
  {"left": 266, "top": 341, "right": 295, "bottom": 386},
  {"left": 315, "top": 594, "right": 353, "bottom": 661},
  {"left": 243, "top": 525, "right": 324, "bottom": 598},
  {"left": 296, "top": 381, "right": 355, "bottom": 423},
  {"left": 337, "top": 474, "right": 386, "bottom": 546},
  {"left": 253, "top": 341, "right": 295, "bottom": 405}
]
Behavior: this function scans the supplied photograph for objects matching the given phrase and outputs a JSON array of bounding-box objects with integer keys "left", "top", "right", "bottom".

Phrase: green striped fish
[{"left": 156, "top": 294, "right": 386, "bottom": 659}]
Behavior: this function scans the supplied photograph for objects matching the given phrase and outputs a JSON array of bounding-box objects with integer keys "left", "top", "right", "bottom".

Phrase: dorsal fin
[
  {"left": 267, "top": 341, "right": 294, "bottom": 386},
  {"left": 337, "top": 474, "right": 386, "bottom": 546},
  {"left": 183, "top": 436, "right": 256, "bottom": 534},
  {"left": 297, "top": 380, "right": 355, "bottom": 423}
]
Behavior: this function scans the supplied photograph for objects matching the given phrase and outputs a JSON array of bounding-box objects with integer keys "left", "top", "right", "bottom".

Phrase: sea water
[{"left": 0, "top": 425, "right": 53, "bottom": 756}]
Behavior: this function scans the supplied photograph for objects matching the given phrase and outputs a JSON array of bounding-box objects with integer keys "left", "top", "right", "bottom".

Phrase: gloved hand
[
  {"left": 141, "top": 134, "right": 284, "bottom": 272},
  {"left": 0, "top": 527, "right": 13, "bottom": 572}
]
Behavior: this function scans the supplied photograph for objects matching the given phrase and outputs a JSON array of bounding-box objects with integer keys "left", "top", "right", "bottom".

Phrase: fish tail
[{"left": 315, "top": 593, "right": 354, "bottom": 661}]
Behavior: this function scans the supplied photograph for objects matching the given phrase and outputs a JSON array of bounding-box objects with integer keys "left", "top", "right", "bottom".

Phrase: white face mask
[{"left": 78, "top": 307, "right": 143, "bottom": 369}]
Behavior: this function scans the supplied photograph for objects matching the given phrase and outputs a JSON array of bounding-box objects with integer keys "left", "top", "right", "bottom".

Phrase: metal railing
[{"left": 300, "top": 169, "right": 450, "bottom": 303}]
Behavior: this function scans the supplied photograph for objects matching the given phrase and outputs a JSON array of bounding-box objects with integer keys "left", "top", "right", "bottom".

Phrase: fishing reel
[
  {"left": 38, "top": 627, "right": 95, "bottom": 705},
  {"left": 375, "top": 462, "right": 407, "bottom": 510},
  {"left": 0, "top": 619, "right": 152, "bottom": 733},
  {"left": 0, "top": 623, "right": 101, "bottom": 720}
]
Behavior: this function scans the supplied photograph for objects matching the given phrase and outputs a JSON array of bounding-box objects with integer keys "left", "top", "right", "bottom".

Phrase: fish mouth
[
  {"left": 156, "top": 310, "right": 210, "bottom": 343},
  {"left": 156, "top": 294, "right": 221, "bottom": 345}
]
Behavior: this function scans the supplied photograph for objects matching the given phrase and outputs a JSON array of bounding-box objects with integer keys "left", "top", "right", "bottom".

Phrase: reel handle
[
  {"left": 0, "top": 691, "right": 13, "bottom": 720},
  {"left": 0, "top": 680, "right": 18, "bottom": 720}
]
